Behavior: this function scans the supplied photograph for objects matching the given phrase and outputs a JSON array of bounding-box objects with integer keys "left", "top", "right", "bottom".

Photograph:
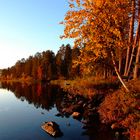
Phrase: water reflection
[
  {"left": 1, "top": 82, "right": 57, "bottom": 110},
  {"left": 0, "top": 82, "right": 127, "bottom": 140}
]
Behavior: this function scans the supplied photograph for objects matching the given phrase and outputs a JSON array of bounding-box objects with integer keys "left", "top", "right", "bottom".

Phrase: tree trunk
[
  {"left": 133, "top": 1, "right": 140, "bottom": 79},
  {"left": 125, "top": 21, "right": 140, "bottom": 76},
  {"left": 111, "top": 51, "right": 129, "bottom": 92},
  {"left": 126, "top": 0, "right": 140, "bottom": 77},
  {"left": 133, "top": 39, "right": 140, "bottom": 79},
  {"left": 124, "top": 0, "right": 135, "bottom": 76},
  {"left": 119, "top": 50, "right": 122, "bottom": 74},
  {"left": 104, "top": 66, "right": 107, "bottom": 79}
]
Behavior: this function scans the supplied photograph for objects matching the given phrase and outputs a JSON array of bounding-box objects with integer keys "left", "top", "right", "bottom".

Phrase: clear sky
[{"left": 0, "top": 0, "right": 72, "bottom": 69}]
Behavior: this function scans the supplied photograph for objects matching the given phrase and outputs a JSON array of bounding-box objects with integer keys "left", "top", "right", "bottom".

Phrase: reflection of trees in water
[
  {"left": 1, "top": 82, "right": 59, "bottom": 110},
  {"left": 1, "top": 82, "right": 126, "bottom": 140}
]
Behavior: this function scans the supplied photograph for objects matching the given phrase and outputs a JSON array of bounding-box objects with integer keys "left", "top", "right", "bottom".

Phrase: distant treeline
[{"left": 1, "top": 44, "right": 81, "bottom": 81}]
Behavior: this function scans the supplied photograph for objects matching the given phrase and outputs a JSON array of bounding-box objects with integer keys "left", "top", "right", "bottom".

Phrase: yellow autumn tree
[{"left": 61, "top": 0, "right": 131, "bottom": 91}]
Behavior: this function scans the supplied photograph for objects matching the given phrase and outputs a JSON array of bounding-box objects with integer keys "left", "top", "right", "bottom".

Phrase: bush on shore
[{"left": 98, "top": 80, "right": 140, "bottom": 139}]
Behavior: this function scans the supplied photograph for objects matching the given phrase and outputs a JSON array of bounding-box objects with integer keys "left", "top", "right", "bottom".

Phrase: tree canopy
[{"left": 61, "top": 0, "right": 140, "bottom": 90}]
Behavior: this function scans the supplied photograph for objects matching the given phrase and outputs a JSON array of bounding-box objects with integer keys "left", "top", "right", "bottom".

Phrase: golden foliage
[
  {"left": 61, "top": 0, "right": 130, "bottom": 71},
  {"left": 98, "top": 80, "right": 140, "bottom": 136}
]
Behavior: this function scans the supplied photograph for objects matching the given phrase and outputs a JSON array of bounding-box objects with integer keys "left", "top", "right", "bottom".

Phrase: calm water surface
[{"left": 0, "top": 82, "right": 120, "bottom": 140}]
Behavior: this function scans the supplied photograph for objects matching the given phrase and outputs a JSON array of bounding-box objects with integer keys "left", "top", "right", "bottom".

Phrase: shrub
[{"left": 98, "top": 81, "right": 140, "bottom": 138}]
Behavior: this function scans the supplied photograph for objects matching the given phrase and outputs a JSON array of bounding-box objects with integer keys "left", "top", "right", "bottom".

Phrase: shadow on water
[
  {"left": 0, "top": 82, "right": 128, "bottom": 140},
  {"left": 1, "top": 82, "right": 57, "bottom": 111}
]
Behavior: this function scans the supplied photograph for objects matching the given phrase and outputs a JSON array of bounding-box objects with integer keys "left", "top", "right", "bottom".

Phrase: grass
[{"left": 51, "top": 76, "right": 120, "bottom": 98}]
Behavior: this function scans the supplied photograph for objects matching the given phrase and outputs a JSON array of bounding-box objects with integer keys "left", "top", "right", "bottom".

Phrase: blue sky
[{"left": 0, "top": 0, "right": 72, "bottom": 68}]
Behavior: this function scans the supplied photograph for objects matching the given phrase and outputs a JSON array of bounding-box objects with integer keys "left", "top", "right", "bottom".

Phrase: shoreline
[{"left": 0, "top": 77, "right": 140, "bottom": 139}]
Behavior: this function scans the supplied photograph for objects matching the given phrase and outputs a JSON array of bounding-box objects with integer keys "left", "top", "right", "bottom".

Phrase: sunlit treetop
[{"left": 61, "top": 0, "right": 130, "bottom": 70}]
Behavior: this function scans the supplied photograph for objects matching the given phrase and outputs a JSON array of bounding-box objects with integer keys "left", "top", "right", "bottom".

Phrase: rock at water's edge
[
  {"left": 72, "top": 112, "right": 81, "bottom": 119},
  {"left": 41, "top": 121, "right": 63, "bottom": 137}
]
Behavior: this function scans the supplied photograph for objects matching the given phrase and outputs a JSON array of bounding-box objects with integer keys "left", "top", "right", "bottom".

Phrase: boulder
[
  {"left": 111, "top": 123, "right": 120, "bottom": 130},
  {"left": 62, "top": 104, "right": 83, "bottom": 115},
  {"left": 72, "top": 112, "right": 81, "bottom": 119},
  {"left": 55, "top": 113, "right": 63, "bottom": 117},
  {"left": 41, "top": 121, "right": 63, "bottom": 137}
]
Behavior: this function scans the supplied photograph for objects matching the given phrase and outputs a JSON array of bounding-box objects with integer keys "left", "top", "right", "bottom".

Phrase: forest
[
  {"left": 0, "top": 44, "right": 81, "bottom": 81},
  {"left": 1, "top": 0, "right": 140, "bottom": 139}
]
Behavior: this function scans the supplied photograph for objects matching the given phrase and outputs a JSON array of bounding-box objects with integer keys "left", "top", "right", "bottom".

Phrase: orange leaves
[
  {"left": 69, "top": 3, "right": 75, "bottom": 8},
  {"left": 98, "top": 81, "right": 140, "bottom": 137},
  {"left": 37, "top": 65, "right": 43, "bottom": 80},
  {"left": 61, "top": 0, "right": 130, "bottom": 73},
  {"left": 94, "top": 0, "right": 106, "bottom": 7},
  {"left": 76, "top": 0, "right": 81, "bottom": 6}
]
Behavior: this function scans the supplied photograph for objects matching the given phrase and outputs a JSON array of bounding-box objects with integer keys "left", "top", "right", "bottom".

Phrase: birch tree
[{"left": 61, "top": 0, "right": 130, "bottom": 91}]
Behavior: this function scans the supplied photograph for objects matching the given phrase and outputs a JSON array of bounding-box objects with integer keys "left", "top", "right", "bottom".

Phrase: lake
[{"left": 0, "top": 82, "right": 126, "bottom": 140}]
